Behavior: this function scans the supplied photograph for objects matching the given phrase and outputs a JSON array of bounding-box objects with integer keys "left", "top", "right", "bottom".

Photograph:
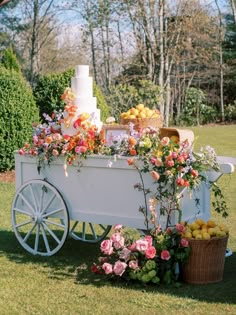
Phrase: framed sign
[{"left": 102, "top": 124, "right": 130, "bottom": 146}]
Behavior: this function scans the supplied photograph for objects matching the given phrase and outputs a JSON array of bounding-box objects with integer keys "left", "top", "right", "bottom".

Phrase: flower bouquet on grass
[{"left": 91, "top": 223, "right": 191, "bottom": 285}]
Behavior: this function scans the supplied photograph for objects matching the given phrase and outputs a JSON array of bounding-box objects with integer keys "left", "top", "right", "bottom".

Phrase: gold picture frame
[{"left": 102, "top": 124, "right": 130, "bottom": 146}]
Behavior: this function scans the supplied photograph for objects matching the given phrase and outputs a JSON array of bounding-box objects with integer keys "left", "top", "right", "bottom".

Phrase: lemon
[
  {"left": 195, "top": 219, "right": 205, "bottom": 227},
  {"left": 192, "top": 230, "right": 201, "bottom": 238},
  {"left": 207, "top": 220, "right": 216, "bottom": 228},
  {"left": 190, "top": 222, "right": 200, "bottom": 231},
  {"left": 195, "top": 234, "right": 203, "bottom": 240},
  {"left": 208, "top": 228, "right": 216, "bottom": 236},
  {"left": 184, "top": 231, "right": 192, "bottom": 239},
  {"left": 202, "top": 232, "right": 211, "bottom": 240}
]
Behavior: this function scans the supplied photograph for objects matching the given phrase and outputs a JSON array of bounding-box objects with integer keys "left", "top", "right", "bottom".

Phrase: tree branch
[{"left": 0, "top": 0, "right": 11, "bottom": 7}]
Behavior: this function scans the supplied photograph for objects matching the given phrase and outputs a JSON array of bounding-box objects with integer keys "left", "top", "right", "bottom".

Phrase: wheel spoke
[
  {"left": 40, "top": 193, "right": 56, "bottom": 215},
  {"left": 42, "top": 222, "right": 60, "bottom": 245},
  {"left": 29, "top": 183, "right": 38, "bottom": 212},
  {"left": 82, "top": 222, "right": 86, "bottom": 240},
  {"left": 44, "top": 219, "right": 65, "bottom": 228},
  {"left": 13, "top": 207, "right": 33, "bottom": 217},
  {"left": 34, "top": 224, "right": 40, "bottom": 252},
  {"left": 15, "top": 219, "right": 33, "bottom": 229},
  {"left": 70, "top": 221, "right": 79, "bottom": 233},
  {"left": 23, "top": 222, "right": 36, "bottom": 242},
  {"left": 89, "top": 223, "right": 97, "bottom": 240},
  {"left": 18, "top": 192, "right": 35, "bottom": 215},
  {"left": 41, "top": 224, "right": 51, "bottom": 253},
  {"left": 42, "top": 207, "right": 64, "bottom": 218}
]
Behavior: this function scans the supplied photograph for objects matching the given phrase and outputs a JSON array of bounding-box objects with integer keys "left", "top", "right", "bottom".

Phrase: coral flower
[
  {"left": 127, "top": 158, "right": 135, "bottom": 165},
  {"left": 150, "top": 171, "right": 160, "bottom": 181}
]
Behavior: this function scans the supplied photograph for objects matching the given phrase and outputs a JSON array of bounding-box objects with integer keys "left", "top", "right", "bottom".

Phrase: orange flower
[
  {"left": 128, "top": 137, "right": 137, "bottom": 146},
  {"left": 129, "top": 148, "right": 137, "bottom": 156},
  {"left": 127, "top": 158, "right": 135, "bottom": 165},
  {"left": 150, "top": 171, "right": 160, "bottom": 181}
]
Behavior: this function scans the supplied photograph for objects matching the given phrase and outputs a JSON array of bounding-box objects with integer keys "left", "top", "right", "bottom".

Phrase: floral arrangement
[{"left": 91, "top": 223, "right": 191, "bottom": 285}]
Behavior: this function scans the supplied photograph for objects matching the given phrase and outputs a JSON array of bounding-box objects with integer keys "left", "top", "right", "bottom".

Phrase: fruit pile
[
  {"left": 120, "top": 104, "right": 161, "bottom": 120},
  {"left": 183, "top": 219, "right": 229, "bottom": 240}
]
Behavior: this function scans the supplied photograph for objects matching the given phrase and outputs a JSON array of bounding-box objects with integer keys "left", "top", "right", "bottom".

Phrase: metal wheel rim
[
  {"left": 70, "top": 221, "right": 111, "bottom": 243},
  {"left": 11, "top": 179, "right": 69, "bottom": 256}
]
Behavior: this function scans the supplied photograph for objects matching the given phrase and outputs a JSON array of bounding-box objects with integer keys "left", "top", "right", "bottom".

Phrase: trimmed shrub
[
  {"left": 1, "top": 47, "right": 21, "bottom": 73},
  {"left": 33, "top": 68, "right": 110, "bottom": 122},
  {"left": 0, "top": 67, "right": 39, "bottom": 171}
]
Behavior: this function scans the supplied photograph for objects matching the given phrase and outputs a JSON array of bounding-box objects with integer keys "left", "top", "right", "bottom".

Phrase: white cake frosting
[{"left": 61, "top": 65, "right": 102, "bottom": 136}]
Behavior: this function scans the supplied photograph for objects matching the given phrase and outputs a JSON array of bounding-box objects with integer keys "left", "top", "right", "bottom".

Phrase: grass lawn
[{"left": 0, "top": 125, "right": 236, "bottom": 315}]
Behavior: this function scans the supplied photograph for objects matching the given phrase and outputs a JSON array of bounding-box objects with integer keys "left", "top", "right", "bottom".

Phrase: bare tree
[{"left": 0, "top": 0, "right": 11, "bottom": 7}]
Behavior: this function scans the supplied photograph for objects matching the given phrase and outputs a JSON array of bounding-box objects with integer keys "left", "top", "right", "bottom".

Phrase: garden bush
[
  {"left": 33, "top": 69, "right": 110, "bottom": 122},
  {"left": 1, "top": 47, "right": 21, "bottom": 73},
  {"left": 0, "top": 67, "right": 39, "bottom": 171}
]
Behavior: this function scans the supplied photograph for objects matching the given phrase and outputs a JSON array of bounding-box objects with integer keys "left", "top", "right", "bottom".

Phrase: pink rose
[
  {"left": 111, "top": 232, "right": 122, "bottom": 243},
  {"left": 155, "top": 158, "right": 163, "bottom": 166},
  {"left": 160, "top": 137, "right": 170, "bottom": 146},
  {"left": 165, "top": 159, "right": 174, "bottom": 167},
  {"left": 129, "top": 260, "right": 139, "bottom": 270},
  {"left": 176, "top": 223, "right": 185, "bottom": 233},
  {"left": 161, "top": 250, "right": 171, "bottom": 261},
  {"left": 113, "top": 224, "right": 122, "bottom": 231},
  {"left": 144, "top": 235, "right": 153, "bottom": 247},
  {"left": 102, "top": 262, "right": 113, "bottom": 274},
  {"left": 52, "top": 149, "right": 59, "bottom": 157},
  {"left": 100, "top": 239, "right": 113, "bottom": 255},
  {"left": 180, "top": 238, "right": 189, "bottom": 247},
  {"left": 176, "top": 177, "right": 185, "bottom": 186},
  {"left": 135, "top": 239, "right": 149, "bottom": 252},
  {"left": 150, "top": 157, "right": 157, "bottom": 165},
  {"left": 119, "top": 248, "right": 131, "bottom": 261},
  {"left": 145, "top": 246, "right": 156, "bottom": 259},
  {"left": 172, "top": 152, "right": 178, "bottom": 159},
  {"left": 75, "top": 145, "right": 87, "bottom": 154},
  {"left": 113, "top": 236, "right": 124, "bottom": 249},
  {"left": 113, "top": 261, "right": 127, "bottom": 276},
  {"left": 127, "top": 242, "right": 136, "bottom": 252},
  {"left": 150, "top": 171, "right": 160, "bottom": 181},
  {"left": 18, "top": 149, "right": 25, "bottom": 155}
]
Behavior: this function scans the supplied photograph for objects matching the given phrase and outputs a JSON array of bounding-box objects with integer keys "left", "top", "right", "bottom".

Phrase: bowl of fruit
[{"left": 120, "top": 104, "right": 163, "bottom": 131}]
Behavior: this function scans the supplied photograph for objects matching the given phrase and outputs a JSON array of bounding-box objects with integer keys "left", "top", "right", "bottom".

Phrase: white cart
[{"left": 12, "top": 154, "right": 234, "bottom": 256}]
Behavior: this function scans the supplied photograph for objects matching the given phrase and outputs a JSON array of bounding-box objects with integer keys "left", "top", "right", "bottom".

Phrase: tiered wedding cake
[{"left": 61, "top": 65, "right": 102, "bottom": 136}]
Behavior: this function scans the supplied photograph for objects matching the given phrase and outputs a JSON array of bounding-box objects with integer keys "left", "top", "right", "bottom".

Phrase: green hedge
[
  {"left": 33, "top": 69, "right": 110, "bottom": 122},
  {"left": 0, "top": 67, "right": 39, "bottom": 171}
]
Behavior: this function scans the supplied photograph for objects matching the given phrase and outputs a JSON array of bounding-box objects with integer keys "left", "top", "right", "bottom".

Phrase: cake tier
[
  {"left": 71, "top": 77, "right": 93, "bottom": 98},
  {"left": 75, "top": 65, "right": 89, "bottom": 78},
  {"left": 73, "top": 96, "right": 97, "bottom": 112}
]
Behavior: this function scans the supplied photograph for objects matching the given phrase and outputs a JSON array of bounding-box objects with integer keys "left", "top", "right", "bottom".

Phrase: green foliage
[
  {"left": 33, "top": 68, "right": 110, "bottom": 122},
  {"left": 178, "top": 87, "right": 216, "bottom": 126},
  {"left": 224, "top": 101, "right": 236, "bottom": 122},
  {"left": 107, "top": 80, "right": 160, "bottom": 121},
  {"left": 1, "top": 46, "right": 21, "bottom": 72},
  {"left": 0, "top": 67, "right": 39, "bottom": 171}
]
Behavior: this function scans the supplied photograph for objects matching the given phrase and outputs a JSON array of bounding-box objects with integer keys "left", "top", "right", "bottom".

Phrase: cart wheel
[
  {"left": 70, "top": 221, "right": 111, "bottom": 243},
  {"left": 11, "top": 179, "right": 69, "bottom": 256}
]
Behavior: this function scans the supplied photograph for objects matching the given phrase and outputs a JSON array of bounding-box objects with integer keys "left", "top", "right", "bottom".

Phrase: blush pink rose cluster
[{"left": 91, "top": 223, "right": 191, "bottom": 285}]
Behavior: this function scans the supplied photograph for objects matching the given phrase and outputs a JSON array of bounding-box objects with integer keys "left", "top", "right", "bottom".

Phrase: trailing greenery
[
  {"left": 0, "top": 67, "right": 39, "bottom": 171},
  {"left": 107, "top": 80, "right": 160, "bottom": 121},
  {"left": 33, "top": 68, "right": 110, "bottom": 122},
  {"left": 1, "top": 47, "right": 21, "bottom": 72}
]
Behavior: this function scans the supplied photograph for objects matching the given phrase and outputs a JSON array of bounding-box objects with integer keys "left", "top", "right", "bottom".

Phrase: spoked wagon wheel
[
  {"left": 11, "top": 179, "right": 69, "bottom": 256},
  {"left": 70, "top": 221, "right": 111, "bottom": 243}
]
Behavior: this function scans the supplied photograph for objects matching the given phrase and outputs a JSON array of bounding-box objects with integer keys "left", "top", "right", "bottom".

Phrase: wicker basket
[
  {"left": 181, "top": 236, "right": 228, "bottom": 284},
  {"left": 159, "top": 127, "right": 194, "bottom": 145},
  {"left": 120, "top": 116, "right": 163, "bottom": 131}
]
